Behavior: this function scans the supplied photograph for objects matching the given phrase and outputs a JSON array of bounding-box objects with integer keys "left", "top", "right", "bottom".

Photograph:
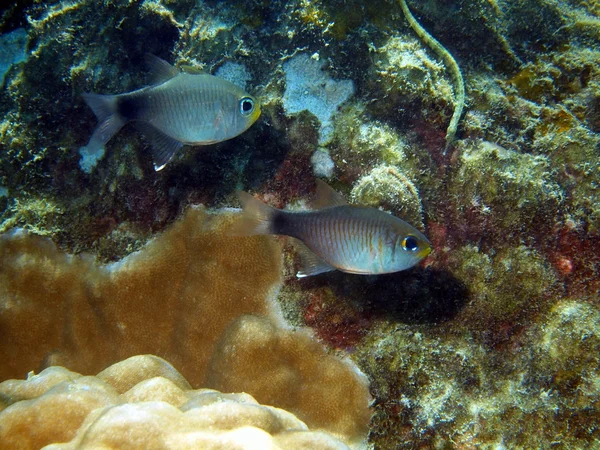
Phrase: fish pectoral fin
[
  {"left": 312, "top": 179, "right": 349, "bottom": 209},
  {"left": 144, "top": 53, "right": 179, "bottom": 85},
  {"left": 136, "top": 123, "right": 183, "bottom": 171},
  {"left": 294, "top": 240, "right": 336, "bottom": 278}
]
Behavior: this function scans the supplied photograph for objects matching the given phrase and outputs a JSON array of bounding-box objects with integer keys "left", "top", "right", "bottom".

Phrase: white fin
[
  {"left": 135, "top": 123, "right": 184, "bottom": 171},
  {"left": 82, "top": 93, "right": 125, "bottom": 154},
  {"left": 230, "top": 191, "right": 276, "bottom": 236},
  {"left": 312, "top": 179, "right": 348, "bottom": 209},
  {"left": 295, "top": 240, "right": 336, "bottom": 278},
  {"left": 144, "top": 53, "right": 179, "bottom": 85}
]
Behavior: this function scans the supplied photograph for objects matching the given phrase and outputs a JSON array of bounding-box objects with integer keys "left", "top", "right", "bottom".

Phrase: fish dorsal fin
[
  {"left": 180, "top": 64, "right": 207, "bottom": 75},
  {"left": 144, "top": 53, "right": 179, "bottom": 85},
  {"left": 294, "top": 240, "right": 336, "bottom": 278},
  {"left": 136, "top": 123, "right": 183, "bottom": 171},
  {"left": 312, "top": 179, "right": 348, "bottom": 209}
]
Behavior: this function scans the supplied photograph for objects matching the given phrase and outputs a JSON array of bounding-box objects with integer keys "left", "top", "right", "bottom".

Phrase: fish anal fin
[
  {"left": 144, "top": 53, "right": 179, "bottom": 85},
  {"left": 312, "top": 179, "right": 348, "bottom": 209},
  {"left": 294, "top": 240, "right": 335, "bottom": 278},
  {"left": 136, "top": 123, "right": 183, "bottom": 171}
]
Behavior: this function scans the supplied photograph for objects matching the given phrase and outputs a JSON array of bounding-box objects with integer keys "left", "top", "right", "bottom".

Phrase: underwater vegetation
[{"left": 0, "top": 0, "right": 599, "bottom": 448}]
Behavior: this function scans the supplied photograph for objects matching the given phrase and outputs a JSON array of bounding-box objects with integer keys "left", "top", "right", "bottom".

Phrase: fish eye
[
  {"left": 239, "top": 97, "right": 255, "bottom": 116},
  {"left": 401, "top": 235, "right": 419, "bottom": 252}
]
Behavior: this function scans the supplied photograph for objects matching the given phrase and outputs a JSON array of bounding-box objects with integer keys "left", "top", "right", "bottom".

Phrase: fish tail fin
[
  {"left": 82, "top": 93, "right": 125, "bottom": 151},
  {"left": 230, "top": 191, "right": 278, "bottom": 236}
]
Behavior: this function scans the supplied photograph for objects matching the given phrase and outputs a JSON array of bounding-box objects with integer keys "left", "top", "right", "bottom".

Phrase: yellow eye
[{"left": 402, "top": 236, "right": 419, "bottom": 252}]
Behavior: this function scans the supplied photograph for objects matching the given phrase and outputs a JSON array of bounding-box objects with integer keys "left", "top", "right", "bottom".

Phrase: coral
[
  {"left": 448, "top": 140, "right": 563, "bottom": 237},
  {"left": 358, "top": 296, "right": 600, "bottom": 448},
  {"left": 2, "top": 1, "right": 600, "bottom": 448},
  {"left": 206, "top": 315, "right": 371, "bottom": 444},
  {"left": 215, "top": 61, "right": 252, "bottom": 89},
  {"left": 450, "top": 244, "right": 558, "bottom": 332},
  {"left": 0, "top": 196, "right": 63, "bottom": 235},
  {"left": 332, "top": 107, "right": 411, "bottom": 168},
  {"left": 350, "top": 165, "right": 424, "bottom": 230},
  {"left": 536, "top": 300, "right": 600, "bottom": 373},
  {"left": 301, "top": 286, "right": 370, "bottom": 350},
  {"left": 78, "top": 145, "right": 104, "bottom": 174},
  {"left": 282, "top": 53, "right": 355, "bottom": 145},
  {"left": 369, "top": 31, "right": 454, "bottom": 143},
  {"left": 0, "top": 207, "right": 371, "bottom": 447},
  {"left": 373, "top": 34, "right": 452, "bottom": 104},
  {"left": 548, "top": 223, "right": 600, "bottom": 297},
  {"left": 0, "top": 355, "right": 352, "bottom": 450},
  {"left": 329, "top": 106, "right": 437, "bottom": 192}
]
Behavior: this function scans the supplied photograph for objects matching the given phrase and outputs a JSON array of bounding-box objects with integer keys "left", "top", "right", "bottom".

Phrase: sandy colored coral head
[{"left": 0, "top": 355, "right": 352, "bottom": 450}]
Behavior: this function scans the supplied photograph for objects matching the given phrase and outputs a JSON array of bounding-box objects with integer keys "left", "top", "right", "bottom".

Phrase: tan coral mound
[
  {"left": 0, "top": 355, "right": 350, "bottom": 450},
  {"left": 0, "top": 206, "right": 280, "bottom": 381},
  {"left": 0, "top": 207, "right": 371, "bottom": 447}
]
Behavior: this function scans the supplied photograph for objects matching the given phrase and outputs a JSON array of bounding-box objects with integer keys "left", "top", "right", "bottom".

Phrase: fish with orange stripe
[{"left": 232, "top": 180, "right": 432, "bottom": 277}]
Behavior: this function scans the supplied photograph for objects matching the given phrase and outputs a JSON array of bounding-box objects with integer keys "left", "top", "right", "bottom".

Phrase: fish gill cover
[{"left": 0, "top": 0, "right": 600, "bottom": 448}]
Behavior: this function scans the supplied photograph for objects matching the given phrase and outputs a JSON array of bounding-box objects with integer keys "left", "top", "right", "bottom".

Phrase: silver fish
[
  {"left": 233, "top": 180, "right": 432, "bottom": 277},
  {"left": 82, "top": 55, "right": 261, "bottom": 170}
]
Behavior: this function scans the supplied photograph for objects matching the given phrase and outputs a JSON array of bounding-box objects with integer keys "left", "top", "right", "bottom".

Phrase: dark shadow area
[
  {"left": 158, "top": 119, "right": 290, "bottom": 205},
  {"left": 301, "top": 267, "right": 469, "bottom": 325}
]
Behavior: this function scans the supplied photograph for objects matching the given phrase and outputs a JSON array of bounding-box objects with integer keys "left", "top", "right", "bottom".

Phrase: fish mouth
[
  {"left": 250, "top": 105, "right": 262, "bottom": 123},
  {"left": 419, "top": 245, "right": 432, "bottom": 259}
]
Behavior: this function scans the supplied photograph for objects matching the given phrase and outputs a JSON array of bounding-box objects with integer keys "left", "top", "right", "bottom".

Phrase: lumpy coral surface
[
  {"left": 0, "top": 207, "right": 371, "bottom": 448},
  {"left": 0, "top": 355, "right": 351, "bottom": 450},
  {"left": 1, "top": 0, "right": 600, "bottom": 448}
]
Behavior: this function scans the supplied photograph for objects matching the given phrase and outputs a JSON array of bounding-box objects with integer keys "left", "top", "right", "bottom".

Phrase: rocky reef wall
[{"left": 1, "top": 0, "right": 599, "bottom": 448}]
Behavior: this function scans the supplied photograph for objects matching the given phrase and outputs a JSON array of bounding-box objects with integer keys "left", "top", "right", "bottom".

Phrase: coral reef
[
  {"left": 450, "top": 244, "right": 558, "bottom": 332},
  {"left": 397, "top": 0, "right": 465, "bottom": 149},
  {"left": 369, "top": 33, "right": 453, "bottom": 137},
  {"left": 357, "top": 295, "right": 600, "bottom": 448},
  {"left": 0, "top": 28, "right": 27, "bottom": 86},
  {"left": 351, "top": 164, "right": 424, "bottom": 230},
  {"left": 1, "top": 0, "right": 600, "bottom": 448},
  {"left": 0, "top": 207, "right": 371, "bottom": 447},
  {"left": 311, "top": 147, "right": 336, "bottom": 178},
  {"left": 447, "top": 140, "right": 564, "bottom": 237},
  {"left": 0, "top": 355, "right": 352, "bottom": 449},
  {"left": 282, "top": 52, "right": 355, "bottom": 145}
]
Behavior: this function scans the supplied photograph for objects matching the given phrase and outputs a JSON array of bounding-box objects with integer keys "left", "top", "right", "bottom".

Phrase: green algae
[
  {"left": 449, "top": 140, "right": 564, "bottom": 236},
  {"left": 357, "top": 297, "right": 600, "bottom": 447},
  {"left": 451, "top": 244, "right": 558, "bottom": 329},
  {"left": 0, "top": 197, "right": 63, "bottom": 236}
]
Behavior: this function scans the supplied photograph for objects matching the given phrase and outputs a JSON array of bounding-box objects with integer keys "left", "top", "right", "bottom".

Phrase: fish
[
  {"left": 82, "top": 54, "right": 261, "bottom": 171},
  {"left": 232, "top": 180, "right": 432, "bottom": 277}
]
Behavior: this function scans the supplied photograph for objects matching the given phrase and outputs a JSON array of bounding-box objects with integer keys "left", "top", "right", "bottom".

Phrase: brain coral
[
  {"left": 0, "top": 355, "right": 351, "bottom": 450},
  {"left": 0, "top": 207, "right": 371, "bottom": 447}
]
